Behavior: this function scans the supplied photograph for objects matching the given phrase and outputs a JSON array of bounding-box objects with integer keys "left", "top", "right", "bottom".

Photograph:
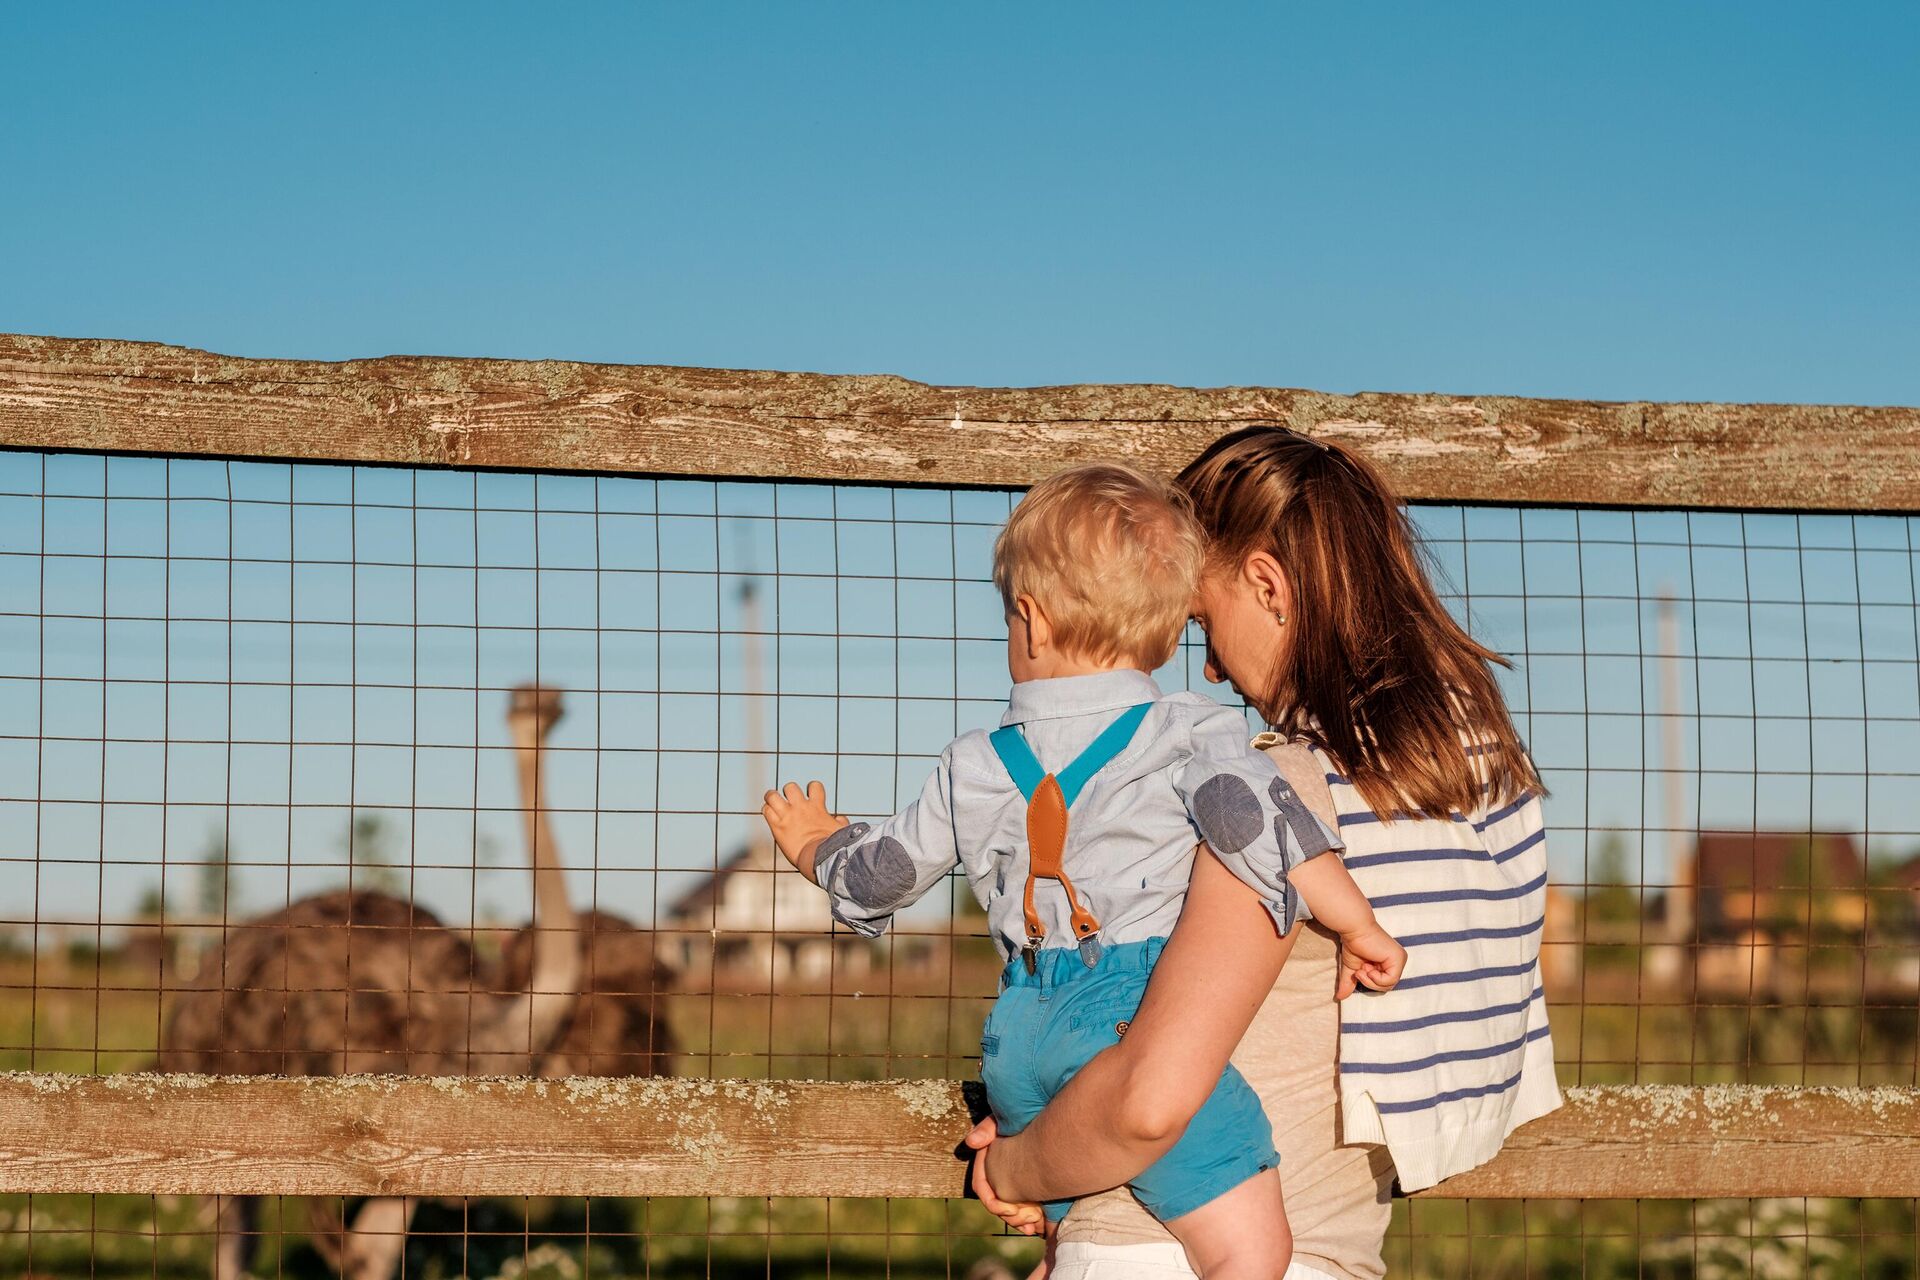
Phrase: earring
[{"left": 1273, "top": 610, "right": 1288, "bottom": 626}]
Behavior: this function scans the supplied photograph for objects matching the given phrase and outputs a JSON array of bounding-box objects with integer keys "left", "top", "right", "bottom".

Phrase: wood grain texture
[
  {"left": 1412, "top": 1084, "right": 1920, "bottom": 1199},
  {"left": 0, "top": 1073, "right": 976, "bottom": 1198},
  {"left": 5, "top": 1075, "right": 1917, "bottom": 1199},
  {"left": 2, "top": 334, "right": 1916, "bottom": 511}
]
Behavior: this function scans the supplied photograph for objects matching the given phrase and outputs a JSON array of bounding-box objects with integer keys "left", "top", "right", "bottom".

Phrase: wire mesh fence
[{"left": 1, "top": 446, "right": 1917, "bottom": 1277}]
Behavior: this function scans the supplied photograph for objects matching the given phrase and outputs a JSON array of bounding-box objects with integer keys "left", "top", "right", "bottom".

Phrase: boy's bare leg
[{"left": 1163, "top": 1168, "right": 1292, "bottom": 1280}]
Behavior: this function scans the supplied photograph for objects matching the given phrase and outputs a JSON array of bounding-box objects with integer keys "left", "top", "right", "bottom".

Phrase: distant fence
[{"left": 2, "top": 334, "right": 1919, "bottom": 1275}]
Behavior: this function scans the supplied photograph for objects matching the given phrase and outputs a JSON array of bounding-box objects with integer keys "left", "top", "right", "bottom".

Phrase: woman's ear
[
  {"left": 1015, "top": 594, "right": 1052, "bottom": 657},
  {"left": 1242, "top": 551, "right": 1293, "bottom": 620}
]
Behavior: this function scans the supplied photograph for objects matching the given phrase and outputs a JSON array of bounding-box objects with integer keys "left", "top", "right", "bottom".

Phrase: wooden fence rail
[
  {"left": 4, "top": 1074, "right": 1919, "bottom": 1201},
  {"left": 3, "top": 334, "right": 1918, "bottom": 511}
]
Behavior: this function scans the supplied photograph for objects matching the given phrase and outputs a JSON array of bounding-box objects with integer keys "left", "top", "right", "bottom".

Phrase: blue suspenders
[
  {"left": 990, "top": 702, "right": 1153, "bottom": 809},
  {"left": 989, "top": 702, "right": 1152, "bottom": 968}
]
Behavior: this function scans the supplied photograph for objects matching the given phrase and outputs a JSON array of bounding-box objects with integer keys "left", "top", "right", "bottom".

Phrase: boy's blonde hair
[{"left": 993, "top": 462, "right": 1205, "bottom": 670}]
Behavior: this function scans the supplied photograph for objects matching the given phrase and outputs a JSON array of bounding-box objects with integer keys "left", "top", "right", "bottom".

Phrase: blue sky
[
  {"left": 2, "top": 7, "right": 1917, "bottom": 928},
  {"left": 3, "top": 3, "right": 1916, "bottom": 402}
]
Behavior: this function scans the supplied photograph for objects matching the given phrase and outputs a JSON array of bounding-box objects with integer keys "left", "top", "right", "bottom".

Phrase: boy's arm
[
  {"left": 1173, "top": 699, "right": 1343, "bottom": 935},
  {"left": 763, "top": 758, "right": 962, "bottom": 939},
  {"left": 1287, "top": 852, "right": 1404, "bottom": 995},
  {"left": 1262, "top": 736, "right": 1406, "bottom": 996}
]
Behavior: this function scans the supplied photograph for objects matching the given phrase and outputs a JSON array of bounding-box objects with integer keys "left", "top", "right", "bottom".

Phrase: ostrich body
[{"left": 159, "top": 687, "right": 674, "bottom": 1280}]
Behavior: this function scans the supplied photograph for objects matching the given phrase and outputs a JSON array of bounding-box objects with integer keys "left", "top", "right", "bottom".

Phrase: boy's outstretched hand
[{"left": 762, "top": 780, "right": 846, "bottom": 882}]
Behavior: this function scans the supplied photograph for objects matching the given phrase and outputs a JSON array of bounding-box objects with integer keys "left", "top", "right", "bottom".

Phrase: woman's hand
[
  {"left": 967, "top": 852, "right": 1298, "bottom": 1204},
  {"left": 1337, "top": 922, "right": 1407, "bottom": 997},
  {"left": 964, "top": 1116, "right": 1047, "bottom": 1235}
]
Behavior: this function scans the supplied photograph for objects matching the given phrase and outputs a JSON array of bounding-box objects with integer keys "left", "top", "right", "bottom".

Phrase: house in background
[
  {"left": 663, "top": 840, "right": 876, "bottom": 988},
  {"left": 1644, "top": 830, "right": 1909, "bottom": 996},
  {"left": 1539, "top": 882, "right": 1581, "bottom": 998},
  {"left": 662, "top": 838, "right": 963, "bottom": 990}
]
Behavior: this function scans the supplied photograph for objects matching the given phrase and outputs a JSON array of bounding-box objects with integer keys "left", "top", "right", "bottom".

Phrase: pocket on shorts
[{"left": 1066, "top": 978, "right": 1147, "bottom": 1035}]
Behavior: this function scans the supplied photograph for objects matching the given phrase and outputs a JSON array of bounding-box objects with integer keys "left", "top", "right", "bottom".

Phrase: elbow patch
[
  {"left": 1270, "top": 778, "right": 1336, "bottom": 856},
  {"left": 816, "top": 822, "right": 872, "bottom": 864},
  {"left": 1192, "top": 773, "right": 1264, "bottom": 854},
  {"left": 843, "top": 836, "right": 918, "bottom": 910}
]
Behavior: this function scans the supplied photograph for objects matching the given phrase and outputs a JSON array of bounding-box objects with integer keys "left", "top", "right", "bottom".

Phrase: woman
[{"left": 965, "top": 427, "right": 1561, "bottom": 1279}]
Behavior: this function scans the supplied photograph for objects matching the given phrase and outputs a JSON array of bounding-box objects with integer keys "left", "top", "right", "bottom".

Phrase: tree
[
  {"left": 197, "top": 829, "right": 236, "bottom": 920},
  {"left": 1585, "top": 832, "right": 1640, "bottom": 930},
  {"left": 346, "top": 812, "right": 405, "bottom": 895}
]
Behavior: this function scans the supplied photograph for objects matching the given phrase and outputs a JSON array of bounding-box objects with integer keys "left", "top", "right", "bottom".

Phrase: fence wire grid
[{"left": 1, "top": 447, "right": 1918, "bottom": 1279}]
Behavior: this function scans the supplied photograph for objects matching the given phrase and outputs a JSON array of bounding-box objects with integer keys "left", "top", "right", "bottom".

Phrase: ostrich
[{"left": 159, "top": 685, "right": 675, "bottom": 1280}]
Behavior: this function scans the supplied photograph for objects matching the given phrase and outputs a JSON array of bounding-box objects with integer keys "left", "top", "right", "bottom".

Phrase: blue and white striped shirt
[{"left": 1258, "top": 733, "right": 1562, "bottom": 1192}]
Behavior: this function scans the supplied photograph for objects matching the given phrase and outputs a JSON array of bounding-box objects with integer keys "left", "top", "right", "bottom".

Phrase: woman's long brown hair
[{"left": 1176, "top": 426, "right": 1540, "bottom": 818}]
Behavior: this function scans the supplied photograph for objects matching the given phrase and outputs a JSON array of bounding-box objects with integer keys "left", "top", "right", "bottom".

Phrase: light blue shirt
[{"left": 812, "top": 669, "right": 1340, "bottom": 961}]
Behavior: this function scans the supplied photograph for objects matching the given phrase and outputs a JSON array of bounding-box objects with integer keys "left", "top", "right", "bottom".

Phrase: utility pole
[
  {"left": 739, "top": 575, "right": 767, "bottom": 813},
  {"left": 1659, "top": 589, "right": 1692, "bottom": 947}
]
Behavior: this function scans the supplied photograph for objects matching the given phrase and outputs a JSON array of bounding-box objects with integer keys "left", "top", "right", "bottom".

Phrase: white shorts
[{"left": 1050, "top": 1241, "right": 1340, "bottom": 1280}]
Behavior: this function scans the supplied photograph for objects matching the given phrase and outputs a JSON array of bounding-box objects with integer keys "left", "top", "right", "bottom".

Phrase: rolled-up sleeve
[
  {"left": 1174, "top": 700, "right": 1342, "bottom": 933},
  {"left": 811, "top": 757, "right": 962, "bottom": 938}
]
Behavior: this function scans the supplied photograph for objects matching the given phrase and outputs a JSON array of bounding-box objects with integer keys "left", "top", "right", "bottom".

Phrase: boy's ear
[
  {"left": 1243, "top": 552, "right": 1293, "bottom": 618},
  {"left": 1015, "top": 594, "right": 1052, "bottom": 657}
]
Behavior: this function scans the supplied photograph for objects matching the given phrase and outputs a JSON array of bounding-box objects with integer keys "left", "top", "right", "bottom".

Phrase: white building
[{"left": 664, "top": 840, "right": 874, "bottom": 987}]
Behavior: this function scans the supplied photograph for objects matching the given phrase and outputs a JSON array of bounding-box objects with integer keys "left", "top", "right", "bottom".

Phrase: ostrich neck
[
  {"left": 515, "top": 730, "right": 577, "bottom": 937},
  {"left": 471, "top": 725, "right": 582, "bottom": 1065}
]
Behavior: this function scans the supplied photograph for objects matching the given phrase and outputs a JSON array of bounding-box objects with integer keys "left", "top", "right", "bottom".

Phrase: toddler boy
[{"left": 764, "top": 463, "right": 1403, "bottom": 1278}]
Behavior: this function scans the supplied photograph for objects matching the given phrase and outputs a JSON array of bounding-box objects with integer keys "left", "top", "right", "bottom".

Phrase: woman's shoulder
[{"left": 1254, "top": 736, "right": 1340, "bottom": 831}]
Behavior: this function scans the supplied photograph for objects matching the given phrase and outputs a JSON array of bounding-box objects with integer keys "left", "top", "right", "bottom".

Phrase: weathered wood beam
[
  {"left": 4, "top": 1074, "right": 1917, "bottom": 1200},
  {"left": 0, "top": 1073, "right": 974, "bottom": 1199},
  {"left": 2, "top": 334, "right": 1915, "bottom": 511},
  {"left": 1416, "top": 1084, "right": 1920, "bottom": 1199}
]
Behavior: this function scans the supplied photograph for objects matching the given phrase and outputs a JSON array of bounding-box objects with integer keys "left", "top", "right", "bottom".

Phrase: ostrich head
[{"left": 507, "top": 683, "right": 565, "bottom": 744}]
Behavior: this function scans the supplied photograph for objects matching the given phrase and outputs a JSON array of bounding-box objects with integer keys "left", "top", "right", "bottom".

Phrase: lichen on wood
[
  {"left": 3, "top": 1072, "right": 1915, "bottom": 1200},
  {"left": 2, "top": 334, "right": 1915, "bottom": 512}
]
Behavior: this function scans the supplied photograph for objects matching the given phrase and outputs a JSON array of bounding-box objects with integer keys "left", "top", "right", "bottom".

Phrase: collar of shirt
[{"left": 1000, "top": 668, "right": 1163, "bottom": 727}]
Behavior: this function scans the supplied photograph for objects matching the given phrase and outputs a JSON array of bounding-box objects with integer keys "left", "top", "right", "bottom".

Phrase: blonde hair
[{"left": 993, "top": 462, "right": 1205, "bottom": 670}]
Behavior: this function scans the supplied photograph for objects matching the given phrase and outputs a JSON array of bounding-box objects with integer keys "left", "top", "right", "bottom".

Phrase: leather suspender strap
[
  {"left": 987, "top": 703, "right": 1153, "bottom": 950},
  {"left": 1023, "top": 774, "right": 1081, "bottom": 945}
]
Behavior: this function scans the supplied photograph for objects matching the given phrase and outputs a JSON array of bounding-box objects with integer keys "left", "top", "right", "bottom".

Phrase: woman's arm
[
  {"left": 971, "top": 742, "right": 1341, "bottom": 1208},
  {"left": 979, "top": 849, "right": 1298, "bottom": 1204}
]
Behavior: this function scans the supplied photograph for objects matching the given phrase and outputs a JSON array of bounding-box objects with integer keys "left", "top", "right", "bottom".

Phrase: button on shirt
[{"left": 811, "top": 669, "right": 1341, "bottom": 961}]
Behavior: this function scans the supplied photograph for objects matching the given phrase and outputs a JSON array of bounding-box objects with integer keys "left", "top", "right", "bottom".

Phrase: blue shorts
[{"left": 979, "top": 937, "right": 1278, "bottom": 1223}]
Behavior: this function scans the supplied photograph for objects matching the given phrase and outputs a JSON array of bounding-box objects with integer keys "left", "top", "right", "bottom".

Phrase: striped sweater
[{"left": 1259, "top": 733, "right": 1562, "bottom": 1192}]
